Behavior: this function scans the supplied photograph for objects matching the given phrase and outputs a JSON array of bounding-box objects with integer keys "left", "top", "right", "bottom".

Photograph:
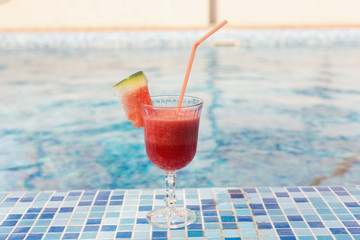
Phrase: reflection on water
[{"left": 0, "top": 46, "right": 360, "bottom": 190}]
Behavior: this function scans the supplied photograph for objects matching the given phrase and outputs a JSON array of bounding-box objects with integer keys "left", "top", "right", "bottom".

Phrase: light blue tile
[
  {"left": 43, "top": 233, "right": 62, "bottom": 240},
  {"left": 222, "top": 230, "right": 240, "bottom": 237},
  {"left": 204, "top": 230, "right": 222, "bottom": 238}
]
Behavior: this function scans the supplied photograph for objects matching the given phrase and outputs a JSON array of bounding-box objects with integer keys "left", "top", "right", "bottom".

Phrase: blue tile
[
  {"left": 222, "top": 223, "right": 238, "bottom": 229},
  {"left": 86, "top": 219, "right": 101, "bottom": 225},
  {"left": 22, "top": 214, "right": 38, "bottom": 220},
  {"left": 43, "top": 208, "right": 57, "bottom": 213},
  {"left": 265, "top": 204, "right": 280, "bottom": 209},
  {"left": 263, "top": 198, "right": 277, "bottom": 203},
  {"left": 59, "top": 207, "right": 74, "bottom": 213},
  {"left": 1, "top": 221, "right": 17, "bottom": 227},
  {"left": 344, "top": 202, "right": 360, "bottom": 207},
  {"left": 78, "top": 201, "right": 92, "bottom": 206},
  {"left": 136, "top": 218, "right": 148, "bottom": 224},
  {"left": 275, "top": 192, "right": 289, "bottom": 197},
  {"left": 48, "top": 226, "right": 65, "bottom": 232},
  {"left": 152, "top": 231, "right": 166, "bottom": 238},
  {"left": 204, "top": 217, "right": 218, "bottom": 223},
  {"left": 188, "top": 231, "right": 203, "bottom": 237},
  {"left": 8, "top": 234, "right": 26, "bottom": 240},
  {"left": 109, "top": 201, "right": 122, "bottom": 206},
  {"left": 39, "top": 213, "right": 54, "bottom": 219},
  {"left": 201, "top": 199, "right": 215, "bottom": 204},
  {"left": 287, "top": 215, "right": 303, "bottom": 221},
  {"left": 111, "top": 195, "right": 124, "bottom": 200},
  {"left": 27, "top": 208, "right": 41, "bottom": 213},
  {"left": 6, "top": 214, "right": 22, "bottom": 220},
  {"left": 62, "top": 233, "right": 80, "bottom": 239},
  {"left": 243, "top": 188, "right": 257, "bottom": 193},
  {"left": 329, "top": 228, "right": 348, "bottom": 234},
  {"left": 230, "top": 194, "right": 244, "bottom": 198},
  {"left": 13, "top": 227, "right": 30, "bottom": 234},
  {"left": 138, "top": 206, "right": 152, "bottom": 211},
  {"left": 187, "top": 205, "right": 200, "bottom": 210},
  {"left": 50, "top": 196, "right": 64, "bottom": 201},
  {"left": 276, "top": 229, "right": 294, "bottom": 236},
  {"left": 308, "top": 221, "right": 325, "bottom": 228},
  {"left": 5, "top": 198, "right": 19, "bottom": 202},
  {"left": 84, "top": 225, "right": 99, "bottom": 232},
  {"left": 202, "top": 205, "right": 216, "bottom": 210},
  {"left": 302, "top": 187, "right": 316, "bottom": 192},
  {"left": 0, "top": 235, "right": 7, "bottom": 240},
  {"left": 101, "top": 225, "right": 117, "bottom": 231},
  {"left": 348, "top": 228, "right": 360, "bottom": 234},
  {"left": 287, "top": 187, "right": 301, "bottom": 192},
  {"left": 280, "top": 237, "right": 297, "bottom": 240},
  {"left": 274, "top": 222, "right": 291, "bottom": 228},
  {"left": 68, "top": 192, "right": 82, "bottom": 196},
  {"left": 257, "top": 222, "right": 272, "bottom": 229},
  {"left": 25, "top": 234, "right": 43, "bottom": 240},
  {"left": 294, "top": 198, "right": 308, "bottom": 203},
  {"left": 237, "top": 216, "right": 252, "bottom": 222},
  {"left": 221, "top": 216, "right": 236, "bottom": 222},
  {"left": 188, "top": 224, "right": 202, "bottom": 229},
  {"left": 203, "top": 211, "right": 217, "bottom": 216},
  {"left": 250, "top": 204, "right": 265, "bottom": 209}
]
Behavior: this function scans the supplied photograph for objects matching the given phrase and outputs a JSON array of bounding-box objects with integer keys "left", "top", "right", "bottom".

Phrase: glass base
[{"left": 146, "top": 206, "right": 196, "bottom": 229}]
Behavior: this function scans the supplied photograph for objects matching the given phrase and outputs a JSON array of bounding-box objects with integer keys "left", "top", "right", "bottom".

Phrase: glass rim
[{"left": 140, "top": 95, "right": 204, "bottom": 109}]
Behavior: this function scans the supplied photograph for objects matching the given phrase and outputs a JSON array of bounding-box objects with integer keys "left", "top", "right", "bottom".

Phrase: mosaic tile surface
[{"left": 0, "top": 186, "right": 360, "bottom": 239}]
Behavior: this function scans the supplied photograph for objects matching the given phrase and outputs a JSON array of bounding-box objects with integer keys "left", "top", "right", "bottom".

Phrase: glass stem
[{"left": 164, "top": 172, "right": 176, "bottom": 208}]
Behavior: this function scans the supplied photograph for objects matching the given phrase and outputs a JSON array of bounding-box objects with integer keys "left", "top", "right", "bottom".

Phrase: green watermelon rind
[{"left": 112, "top": 71, "right": 147, "bottom": 92}]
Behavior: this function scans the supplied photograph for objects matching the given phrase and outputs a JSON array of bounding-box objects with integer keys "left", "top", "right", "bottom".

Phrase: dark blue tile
[
  {"left": 187, "top": 231, "right": 203, "bottom": 237},
  {"left": 68, "top": 192, "right": 82, "bottom": 196},
  {"left": 6, "top": 214, "right": 22, "bottom": 220},
  {"left": 136, "top": 218, "right": 148, "bottom": 224},
  {"left": 116, "top": 232, "right": 132, "bottom": 238},
  {"left": 348, "top": 228, "right": 360, "bottom": 234},
  {"left": 155, "top": 195, "right": 165, "bottom": 200},
  {"left": 13, "top": 227, "right": 30, "bottom": 234},
  {"left": 354, "top": 214, "right": 360, "bottom": 220},
  {"left": 274, "top": 222, "right": 290, "bottom": 228},
  {"left": 86, "top": 219, "right": 101, "bottom": 225},
  {"left": 110, "top": 195, "right": 124, "bottom": 200},
  {"left": 98, "top": 191, "right": 111, "bottom": 196},
  {"left": 276, "top": 229, "right": 294, "bottom": 236},
  {"left": 287, "top": 187, "right": 300, "bottom": 192},
  {"left": 280, "top": 237, "right": 296, "bottom": 240},
  {"left": 50, "top": 196, "right": 64, "bottom": 201},
  {"left": 25, "top": 234, "right": 43, "bottom": 240},
  {"left": 275, "top": 192, "right": 289, "bottom": 197},
  {"left": 308, "top": 221, "right": 325, "bottom": 228},
  {"left": 249, "top": 204, "right": 264, "bottom": 209},
  {"left": 265, "top": 204, "right": 280, "bottom": 209},
  {"left": 39, "top": 213, "right": 55, "bottom": 219},
  {"left": 109, "top": 201, "right": 122, "bottom": 206},
  {"left": 329, "top": 228, "right": 348, "bottom": 234},
  {"left": 201, "top": 199, "right": 215, "bottom": 204},
  {"left": 202, "top": 205, "right": 216, "bottom": 210},
  {"left": 204, "top": 216, "right": 218, "bottom": 223},
  {"left": 94, "top": 201, "right": 107, "bottom": 206},
  {"left": 336, "top": 192, "right": 350, "bottom": 196},
  {"left": 84, "top": 226, "right": 99, "bottom": 232},
  {"left": 96, "top": 195, "right": 109, "bottom": 201},
  {"left": 293, "top": 198, "right": 308, "bottom": 203},
  {"left": 152, "top": 231, "right": 166, "bottom": 238},
  {"left": 252, "top": 210, "right": 267, "bottom": 215},
  {"left": 224, "top": 238, "right": 241, "bottom": 240},
  {"left": 345, "top": 202, "right": 360, "bottom": 207},
  {"left": 257, "top": 222, "right": 272, "bottom": 229},
  {"left": 0, "top": 234, "right": 7, "bottom": 240},
  {"left": 263, "top": 198, "right": 277, "bottom": 203},
  {"left": 228, "top": 189, "right": 242, "bottom": 194},
  {"left": 343, "top": 221, "right": 360, "bottom": 227},
  {"left": 138, "top": 206, "right": 152, "bottom": 211},
  {"left": 187, "top": 205, "right": 200, "bottom": 210},
  {"left": 59, "top": 207, "right": 74, "bottom": 213},
  {"left": 1, "top": 221, "right": 17, "bottom": 226},
  {"left": 222, "top": 223, "right": 238, "bottom": 229},
  {"left": 5, "top": 198, "right": 19, "bottom": 202},
  {"left": 78, "top": 201, "right": 92, "bottom": 206},
  {"left": 301, "top": 187, "right": 316, "bottom": 192},
  {"left": 49, "top": 226, "right": 65, "bottom": 232},
  {"left": 243, "top": 188, "right": 257, "bottom": 193},
  {"left": 237, "top": 216, "right": 253, "bottom": 222},
  {"left": 287, "top": 215, "right": 303, "bottom": 221},
  {"left": 43, "top": 208, "right": 57, "bottom": 213},
  {"left": 62, "top": 233, "right": 80, "bottom": 239},
  {"left": 27, "top": 208, "right": 41, "bottom": 213},
  {"left": 317, "top": 187, "right": 330, "bottom": 191},
  {"left": 22, "top": 214, "right": 38, "bottom": 220},
  {"left": 187, "top": 224, "right": 202, "bottom": 229},
  {"left": 101, "top": 225, "right": 117, "bottom": 231},
  {"left": 203, "top": 211, "right": 217, "bottom": 216},
  {"left": 19, "top": 198, "right": 34, "bottom": 203},
  {"left": 221, "top": 216, "right": 236, "bottom": 222},
  {"left": 331, "top": 187, "right": 345, "bottom": 191},
  {"left": 83, "top": 191, "right": 96, "bottom": 195},
  {"left": 230, "top": 194, "right": 244, "bottom": 198},
  {"left": 8, "top": 234, "right": 26, "bottom": 240}
]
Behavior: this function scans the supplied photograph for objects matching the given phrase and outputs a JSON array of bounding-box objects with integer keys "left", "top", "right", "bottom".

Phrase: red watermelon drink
[
  {"left": 142, "top": 101, "right": 201, "bottom": 171},
  {"left": 140, "top": 95, "right": 203, "bottom": 228}
]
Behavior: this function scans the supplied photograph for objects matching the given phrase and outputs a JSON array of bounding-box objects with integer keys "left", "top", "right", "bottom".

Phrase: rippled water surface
[{"left": 1, "top": 46, "right": 360, "bottom": 191}]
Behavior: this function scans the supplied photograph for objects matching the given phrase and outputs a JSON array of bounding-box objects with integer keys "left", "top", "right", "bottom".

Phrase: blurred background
[{"left": 0, "top": 0, "right": 360, "bottom": 30}]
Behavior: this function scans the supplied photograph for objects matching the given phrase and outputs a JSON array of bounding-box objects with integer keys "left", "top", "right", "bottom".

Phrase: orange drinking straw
[{"left": 178, "top": 19, "right": 228, "bottom": 107}]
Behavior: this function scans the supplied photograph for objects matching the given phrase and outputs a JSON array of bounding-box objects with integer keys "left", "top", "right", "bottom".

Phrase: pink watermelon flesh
[{"left": 121, "top": 85, "right": 152, "bottom": 128}]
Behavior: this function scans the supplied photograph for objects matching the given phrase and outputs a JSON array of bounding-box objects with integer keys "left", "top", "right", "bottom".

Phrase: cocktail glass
[{"left": 140, "top": 95, "right": 203, "bottom": 228}]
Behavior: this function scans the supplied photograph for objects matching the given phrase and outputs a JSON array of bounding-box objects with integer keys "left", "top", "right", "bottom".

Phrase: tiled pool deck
[{"left": 0, "top": 187, "right": 360, "bottom": 239}]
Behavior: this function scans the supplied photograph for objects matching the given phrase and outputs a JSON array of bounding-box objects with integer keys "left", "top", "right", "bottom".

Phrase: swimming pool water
[{"left": 1, "top": 44, "right": 360, "bottom": 191}]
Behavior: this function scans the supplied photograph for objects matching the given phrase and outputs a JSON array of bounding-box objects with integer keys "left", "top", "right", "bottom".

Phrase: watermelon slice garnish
[{"left": 113, "top": 71, "right": 152, "bottom": 128}]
